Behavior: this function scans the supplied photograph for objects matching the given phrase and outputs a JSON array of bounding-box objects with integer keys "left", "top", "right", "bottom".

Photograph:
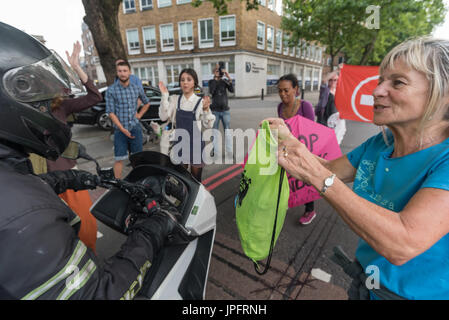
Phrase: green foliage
[
  {"left": 192, "top": 0, "right": 259, "bottom": 15},
  {"left": 281, "top": 0, "right": 447, "bottom": 66}
]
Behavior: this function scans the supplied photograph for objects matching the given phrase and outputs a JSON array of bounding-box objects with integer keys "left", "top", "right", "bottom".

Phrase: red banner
[{"left": 334, "top": 64, "right": 379, "bottom": 123}]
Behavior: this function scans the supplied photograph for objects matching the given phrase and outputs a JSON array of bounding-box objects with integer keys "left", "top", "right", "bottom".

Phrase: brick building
[
  {"left": 81, "top": 22, "right": 107, "bottom": 86},
  {"left": 118, "top": 0, "right": 326, "bottom": 97}
]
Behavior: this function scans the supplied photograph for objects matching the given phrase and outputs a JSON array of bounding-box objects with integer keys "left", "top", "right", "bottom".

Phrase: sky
[
  {"left": 0, "top": 0, "right": 86, "bottom": 61},
  {"left": 0, "top": 0, "right": 448, "bottom": 63}
]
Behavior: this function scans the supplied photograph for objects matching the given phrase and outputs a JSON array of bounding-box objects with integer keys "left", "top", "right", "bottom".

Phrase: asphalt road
[{"left": 73, "top": 93, "right": 380, "bottom": 300}]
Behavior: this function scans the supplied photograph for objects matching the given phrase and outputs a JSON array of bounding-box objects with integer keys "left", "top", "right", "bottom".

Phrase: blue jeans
[
  {"left": 113, "top": 125, "right": 143, "bottom": 161},
  {"left": 212, "top": 110, "right": 232, "bottom": 154}
]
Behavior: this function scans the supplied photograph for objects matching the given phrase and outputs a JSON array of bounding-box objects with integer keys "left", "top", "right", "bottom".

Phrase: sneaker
[{"left": 299, "top": 210, "right": 316, "bottom": 225}]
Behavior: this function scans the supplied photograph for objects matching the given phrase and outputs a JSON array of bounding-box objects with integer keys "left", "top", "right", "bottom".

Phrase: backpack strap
[{"left": 254, "top": 167, "right": 286, "bottom": 275}]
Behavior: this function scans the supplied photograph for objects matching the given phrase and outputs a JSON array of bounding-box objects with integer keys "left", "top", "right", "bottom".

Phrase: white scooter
[{"left": 68, "top": 143, "right": 217, "bottom": 300}]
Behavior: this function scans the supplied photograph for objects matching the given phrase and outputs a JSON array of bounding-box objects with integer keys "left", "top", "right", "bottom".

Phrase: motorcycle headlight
[{"left": 2, "top": 51, "right": 85, "bottom": 103}]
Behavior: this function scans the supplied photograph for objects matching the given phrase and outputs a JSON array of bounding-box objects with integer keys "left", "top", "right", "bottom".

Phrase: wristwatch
[{"left": 320, "top": 173, "right": 336, "bottom": 196}]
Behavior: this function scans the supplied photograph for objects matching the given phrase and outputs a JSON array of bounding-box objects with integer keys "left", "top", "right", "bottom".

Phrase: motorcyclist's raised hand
[{"left": 65, "top": 41, "right": 88, "bottom": 83}]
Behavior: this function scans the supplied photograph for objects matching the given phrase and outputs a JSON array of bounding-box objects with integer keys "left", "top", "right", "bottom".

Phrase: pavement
[{"left": 75, "top": 91, "right": 380, "bottom": 300}]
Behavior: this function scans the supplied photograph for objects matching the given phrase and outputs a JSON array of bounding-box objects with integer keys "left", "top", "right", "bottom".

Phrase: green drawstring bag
[{"left": 235, "top": 120, "right": 290, "bottom": 274}]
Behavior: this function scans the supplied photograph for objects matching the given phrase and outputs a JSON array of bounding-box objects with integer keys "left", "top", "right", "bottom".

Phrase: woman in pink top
[{"left": 277, "top": 74, "right": 317, "bottom": 225}]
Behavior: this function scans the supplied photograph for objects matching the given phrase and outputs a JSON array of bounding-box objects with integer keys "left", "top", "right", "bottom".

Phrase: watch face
[{"left": 325, "top": 176, "right": 334, "bottom": 186}]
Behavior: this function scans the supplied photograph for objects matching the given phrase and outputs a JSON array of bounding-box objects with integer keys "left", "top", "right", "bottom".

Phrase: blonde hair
[{"left": 380, "top": 37, "right": 449, "bottom": 137}]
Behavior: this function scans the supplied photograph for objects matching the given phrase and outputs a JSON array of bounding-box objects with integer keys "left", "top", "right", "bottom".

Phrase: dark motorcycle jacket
[
  {"left": 208, "top": 78, "right": 234, "bottom": 112},
  {"left": 0, "top": 143, "right": 160, "bottom": 300}
]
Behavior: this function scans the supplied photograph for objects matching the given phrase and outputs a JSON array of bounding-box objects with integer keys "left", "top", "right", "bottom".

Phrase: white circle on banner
[{"left": 351, "top": 75, "right": 379, "bottom": 122}]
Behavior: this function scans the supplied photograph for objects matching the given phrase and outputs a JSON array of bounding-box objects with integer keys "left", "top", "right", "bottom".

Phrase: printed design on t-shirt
[{"left": 354, "top": 160, "right": 395, "bottom": 210}]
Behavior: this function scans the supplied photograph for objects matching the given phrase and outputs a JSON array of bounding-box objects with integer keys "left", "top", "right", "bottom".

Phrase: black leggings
[{"left": 305, "top": 201, "right": 314, "bottom": 212}]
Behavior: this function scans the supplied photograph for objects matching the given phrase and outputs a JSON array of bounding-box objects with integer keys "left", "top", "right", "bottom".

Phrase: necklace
[{"left": 282, "top": 100, "right": 300, "bottom": 119}]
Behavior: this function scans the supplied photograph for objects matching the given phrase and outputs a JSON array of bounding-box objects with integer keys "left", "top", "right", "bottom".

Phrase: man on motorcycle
[{"left": 0, "top": 22, "right": 175, "bottom": 300}]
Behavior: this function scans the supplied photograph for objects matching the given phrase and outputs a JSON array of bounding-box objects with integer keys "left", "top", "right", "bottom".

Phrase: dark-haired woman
[
  {"left": 158, "top": 69, "right": 214, "bottom": 181},
  {"left": 277, "top": 74, "right": 317, "bottom": 225}
]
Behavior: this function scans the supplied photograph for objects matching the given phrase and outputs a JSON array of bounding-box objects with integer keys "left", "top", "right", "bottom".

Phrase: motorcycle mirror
[
  {"left": 62, "top": 141, "right": 102, "bottom": 175},
  {"left": 61, "top": 141, "right": 81, "bottom": 160}
]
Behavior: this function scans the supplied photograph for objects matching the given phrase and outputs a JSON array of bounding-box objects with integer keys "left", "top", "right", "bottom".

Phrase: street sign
[{"left": 335, "top": 64, "right": 379, "bottom": 122}]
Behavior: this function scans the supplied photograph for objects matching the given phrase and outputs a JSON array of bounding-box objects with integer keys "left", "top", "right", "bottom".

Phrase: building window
[
  {"left": 257, "top": 21, "right": 265, "bottom": 50},
  {"left": 310, "top": 45, "right": 316, "bottom": 61},
  {"left": 258, "top": 0, "right": 266, "bottom": 6},
  {"left": 123, "top": 0, "right": 136, "bottom": 13},
  {"left": 219, "top": 15, "right": 236, "bottom": 46},
  {"left": 134, "top": 66, "right": 159, "bottom": 86},
  {"left": 266, "top": 25, "right": 274, "bottom": 52},
  {"left": 178, "top": 21, "right": 193, "bottom": 50},
  {"left": 177, "top": 0, "right": 191, "bottom": 3},
  {"left": 300, "top": 40, "right": 306, "bottom": 58},
  {"left": 140, "top": 0, "right": 153, "bottom": 10},
  {"left": 317, "top": 47, "right": 323, "bottom": 62},
  {"left": 160, "top": 24, "right": 174, "bottom": 51},
  {"left": 267, "top": 64, "right": 280, "bottom": 76},
  {"left": 198, "top": 18, "right": 214, "bottom": 48},
  {"left": 166, "top": 64, "right": 192, "bottom": 85},
  {"left": 267, "top": 0, "right": 275, "bottom": 10},
  {"left": 158, "top": 0, "right": 171, "bottom": 8},
  {"left": 275, "top": 29, "right": 282, "bottom": 53},
  {"left": 142, "top": 26, "right": 157, "bottom": 53},
  {"left": 126, "top": 29, "right": 140, "bottom": 54},
  {"left": 283, "top": 34, "right": 289, "bottom": 55}
]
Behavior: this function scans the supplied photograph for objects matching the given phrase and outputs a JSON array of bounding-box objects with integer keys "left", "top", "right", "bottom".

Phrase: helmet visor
[{"left": 3, "top": 51, "right": 85, "bottom": 103}]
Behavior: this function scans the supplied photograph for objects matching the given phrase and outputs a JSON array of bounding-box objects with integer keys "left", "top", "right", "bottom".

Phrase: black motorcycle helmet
[{"left": 0, "top": 22, "right": 84, "bottom": 160}]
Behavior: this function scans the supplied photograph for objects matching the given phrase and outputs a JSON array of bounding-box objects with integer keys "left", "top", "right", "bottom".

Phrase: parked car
[
  {"left": 167, "top": 82, "right": 205, "bottom": 97},
  {"left": 70, "top": 85, "right": 162, "bottom": 131}
]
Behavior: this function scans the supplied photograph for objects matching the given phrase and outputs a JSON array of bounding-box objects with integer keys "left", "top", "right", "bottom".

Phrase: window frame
[
  {"left": 157, "top": 0, "right": 171, "bottom": 8},
  {"left": 257, "top": 21, "right": 265, "bottom": 50},
  {"left": 275, "top": 29, "right": 282, "bottom": 54},
  {"left": 178, "top": 20, "right": 194, "bottom": 50},
  {"left": 159, "top": 23, "right": 175, "bottom": 52},
  {"left": 176, "top": 0, "right": 191, "bottom": 4},
  {"left": 142, "top": 25, "right": 157, "bottom": 53},
  {"left": 126, "top": 28, "right": 140, "bottom": 55},
  {"left": 266, "top": 25, "right": 274, "bottom": 52},
  {"left": 123, "top": 0, "right": 136, "bottom": 13},
  {"left": 139, "top": 0, "right": 153, "bottom": 10},
  {"left": 198, "top": 18, "right": 214, "bottom": 48},
  {"left": 219, "top": 15, "right": 236, "bottom": 47},
  {"left": 283, "top": 34, "right": 289, "bottom": 56}
]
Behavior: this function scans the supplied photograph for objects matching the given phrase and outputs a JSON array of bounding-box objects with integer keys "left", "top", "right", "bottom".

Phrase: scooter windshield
[
  {"left": 3, "top": 51, "right": 85, "bottom": 103},
  {"left": 129, "top": 151, "right": 194, "bottom": 179}
]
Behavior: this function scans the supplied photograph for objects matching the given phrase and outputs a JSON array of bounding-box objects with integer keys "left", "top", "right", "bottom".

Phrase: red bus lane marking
[
  {"left": 201, "top": 163, "right": 242, "bottom": 186},
  {"left": 206, "top": 167, "right": 244, "bottom": 192}
]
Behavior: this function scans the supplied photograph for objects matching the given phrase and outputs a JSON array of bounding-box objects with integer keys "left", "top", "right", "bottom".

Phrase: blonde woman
[{"left": 266, "top": 37, "right": 449, "bottom": 300}]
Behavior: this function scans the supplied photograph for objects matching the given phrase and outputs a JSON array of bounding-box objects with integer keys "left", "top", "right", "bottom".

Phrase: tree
[
  {"left": 281, "top": 0, "right": 447, "bottom": 67},
  {"left": 82, "top": 0, "right": 127, "bottom": 85},
  {"left": 344, "top": 0, "right": 446, "bottom": 65},
  {"left": 282, "top": 0, "right": 368, "bottom": 68}
]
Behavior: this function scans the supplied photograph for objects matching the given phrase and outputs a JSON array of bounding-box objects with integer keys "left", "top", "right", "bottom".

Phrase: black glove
[
  {"left": 39, "top": 170, "right": 100, "bottom": 194},
  {"left": 128, "top": 212, "right": 177, "bottom": 253}
]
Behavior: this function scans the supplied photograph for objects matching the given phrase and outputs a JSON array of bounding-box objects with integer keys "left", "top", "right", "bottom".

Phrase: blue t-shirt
[{"left": 347, "top": 130, "right": 449, "bottom": 299}]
